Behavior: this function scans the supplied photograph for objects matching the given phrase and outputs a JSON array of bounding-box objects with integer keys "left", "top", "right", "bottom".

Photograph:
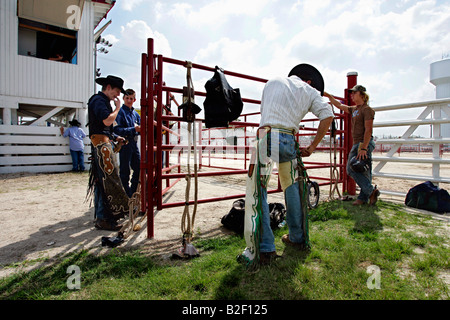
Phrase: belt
[
  {"left": 272, "top": 127, "right": 295, "bottom": 135},
  {"left": 258, "top": 126, "right": 295, "bottom": 136},
  {"left": 90, "top": 134, "right": 110, "bottom": 147}
]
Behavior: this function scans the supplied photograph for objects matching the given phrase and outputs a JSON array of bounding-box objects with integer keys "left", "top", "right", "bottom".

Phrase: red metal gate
[{"left": 140, "top": 38, "right": 356, "bottom": 239}]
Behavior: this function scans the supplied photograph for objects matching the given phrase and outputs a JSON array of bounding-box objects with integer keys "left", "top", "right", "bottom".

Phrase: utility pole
[{"left": 94, "top": 37, "right": 113, "bottom": 92}]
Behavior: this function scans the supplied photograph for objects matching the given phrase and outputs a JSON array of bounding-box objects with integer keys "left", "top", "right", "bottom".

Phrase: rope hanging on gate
[
  {"left": 329, "top": 117, "right": 342, "bottom": 200},
  {"left": 181, "top": 122, "right": 199, "bottom": 242},
  {"left": 180, "top": 61, "right": 199, "bottom": 247}
]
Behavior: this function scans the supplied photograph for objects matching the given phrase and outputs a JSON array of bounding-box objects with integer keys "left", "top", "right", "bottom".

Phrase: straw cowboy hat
[
  {"left": 288, "top": 64, "right": 325, "bottom": 96},
  {"left": 95, "top": 75, "right": 126, "bottom": 94}
]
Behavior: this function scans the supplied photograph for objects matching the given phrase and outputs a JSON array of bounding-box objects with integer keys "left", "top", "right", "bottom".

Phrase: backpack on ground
[
  {"left": 405, "top": 181, "right": 450, "bottom": 214},
  {"left": 221, "top": 199, "right": 286, "bottom": 234}
]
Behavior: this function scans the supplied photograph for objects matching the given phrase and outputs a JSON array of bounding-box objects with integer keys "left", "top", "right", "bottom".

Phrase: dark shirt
[
  {"left": 113, "top": 105, "right": 141, "bottom": 147},
  {"left": 88, "top": 92, "right": 117, "bottom": 140}
]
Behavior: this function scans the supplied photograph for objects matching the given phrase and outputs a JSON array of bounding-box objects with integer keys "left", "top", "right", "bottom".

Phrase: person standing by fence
[
  {"left": 60, "top": 119, "right": 86, "bottom": 172},
  {"left": 87, "top": 75, "right": 130, "bottom": 231},
  {"left": 114, "top": 88, "right": 141, "bottom": 197},
  {"left": 324, "top": 85, "right": 380, "bottom": 206}
]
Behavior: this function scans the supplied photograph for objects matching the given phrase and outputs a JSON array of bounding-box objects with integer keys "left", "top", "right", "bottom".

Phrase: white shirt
[{"left": 259, "top": 76, "right": 333, "bottom": 133}]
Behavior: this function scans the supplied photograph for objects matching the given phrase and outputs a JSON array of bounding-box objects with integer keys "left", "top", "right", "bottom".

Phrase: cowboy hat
[
  {"left": 288, "top": 64, "right": 325, "bottom": 96},
  {"left": 69, "top": 119, "right": 81, "bottom": 127},
  {"left": 95, "top": 75, "right": 126, "bottom": 94}
]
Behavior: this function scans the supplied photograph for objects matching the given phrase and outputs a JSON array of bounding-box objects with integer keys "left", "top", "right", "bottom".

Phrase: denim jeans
[
  {"left": 347, "top": 139, "right": 376, "bottom": 202},
  {"left": 94, "top": 185, "right": 105, "bottom": 220},
  {"left": 259, "top": 132, "right": 304, "bottom": 253},
  {"left": 119, "top": 143, "right": 140, "bottom": 197},
  {"left": 70, "top": 150, "right": 85, "bottom": 172}
]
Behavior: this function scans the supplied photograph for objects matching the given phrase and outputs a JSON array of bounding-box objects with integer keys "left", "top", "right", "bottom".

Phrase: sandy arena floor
[{"left": 0, "top": 152, "right": 449, "bottom": 278}]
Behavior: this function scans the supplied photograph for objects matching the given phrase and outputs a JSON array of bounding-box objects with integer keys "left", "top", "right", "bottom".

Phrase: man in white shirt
[{"left": 242, "top": 64, "right": 334, "bottom": 266}]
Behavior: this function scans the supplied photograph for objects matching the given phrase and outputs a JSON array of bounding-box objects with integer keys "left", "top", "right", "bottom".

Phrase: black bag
[
  {"left": 221, "top": 199, "right": 286, "bottom": 234},
  {"left": 405, "top": 181, "right": 450, "bottom": 214},
  {"left": 269, "top": 202, "right": 286, "bottom": 230},
  {"left": 221, "top": 199, "right": 245, "bottom": 234},
  {"left": 203, "top": 66, "right": 243, "bottom": 128}
]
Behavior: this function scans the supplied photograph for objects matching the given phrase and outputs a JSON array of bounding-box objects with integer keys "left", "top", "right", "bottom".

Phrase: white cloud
[
  {"left": 195, "top": 37, "right": 259, "bottom": 73},
  {"left": 119, "top": 20, "right": 172, "bottom": 58},
  {"left": 154, "top": 2, "right": 164, "bottom": 21},
  {"left": 168, "top": 0, "right": 271, "bottom": 28},
  {"left": 302, "top": 0, "right": 332, "bottom": 17},
  {"left": 260, "top": 17, "right": 281, "bottom": 41},
  {"left": 121, "top": 0, "right": 144, "bottom": 12}
]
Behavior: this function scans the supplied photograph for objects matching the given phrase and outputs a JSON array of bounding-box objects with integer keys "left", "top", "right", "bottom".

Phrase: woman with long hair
[{"left": 324, "top": 85, "right": 380, "bottom": 206}]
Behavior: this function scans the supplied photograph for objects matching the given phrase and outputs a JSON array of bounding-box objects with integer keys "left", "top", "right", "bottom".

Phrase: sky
[{"left": 95, "top": 0, "right": 450, "bottom": 137}]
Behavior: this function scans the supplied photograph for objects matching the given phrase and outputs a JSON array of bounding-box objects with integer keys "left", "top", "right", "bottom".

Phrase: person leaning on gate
[
  {"left": 60, "top": 119, "right": 86, "bottom": 172},
  {"left": 87, "top": 75, "right": 130, "bottom": 231},
  {"left": 324, "top": 85, "right": 380, "bottom": 206},
  {"left": 256, "top": 64, "right": 334, "bottom": 265},
  {"left": 113, "top": 88, "right": 141, "bottom": 197}
]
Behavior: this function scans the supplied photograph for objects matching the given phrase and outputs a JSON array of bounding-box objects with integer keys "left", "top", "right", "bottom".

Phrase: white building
[{"left": 0, "top": 0, "right": 115, "bottom": 173}]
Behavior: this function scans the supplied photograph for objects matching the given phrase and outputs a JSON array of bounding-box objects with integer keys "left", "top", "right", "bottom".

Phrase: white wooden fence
[
  {"left": 0, "top": 125, "right": 90, "bottom": 174},
  {"left": 372, "top": 98, "right": 450, "bottom": 197}
]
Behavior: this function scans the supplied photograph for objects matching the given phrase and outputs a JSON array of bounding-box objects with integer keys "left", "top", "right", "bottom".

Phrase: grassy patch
[{"left": 1, "top": 200, "right": 449, "bottom": 300}]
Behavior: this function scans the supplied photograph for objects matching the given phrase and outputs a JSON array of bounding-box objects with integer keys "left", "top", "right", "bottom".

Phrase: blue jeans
[
  {"left": 119, "top": 143, "right": 140, "bottom": 197},
  {"left": 260, "top": 132, "right": 304, "bottom": 253},
  {"left": 347, "top": 139, "right": 376, "bottom": 202},
  {"left": 70, "top": 150, "right": 85, "bottom": 172},
  {"left": 94, "top": 185, "right": 105, "bottom": 220}
]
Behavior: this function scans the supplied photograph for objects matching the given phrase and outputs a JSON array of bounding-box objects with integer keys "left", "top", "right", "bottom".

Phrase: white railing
[
  {"left": 0, "top": 125, "right": 91, "bottom": 174},
  {"left": 372, "top": 98, "right": 450, "bottom": 197}
]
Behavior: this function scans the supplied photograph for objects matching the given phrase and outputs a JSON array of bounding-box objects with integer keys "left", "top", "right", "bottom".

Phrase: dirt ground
[{"left": 0, "top": 152, "right": 449, "bottom": 278}]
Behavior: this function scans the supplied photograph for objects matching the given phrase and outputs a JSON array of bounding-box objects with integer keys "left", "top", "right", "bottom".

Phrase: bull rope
[
  {"left": 175, "top": 61, "right": 200, "bottom": 258},
  {"left": 118, "top": 185, "right": 145, "bottom": 239}
]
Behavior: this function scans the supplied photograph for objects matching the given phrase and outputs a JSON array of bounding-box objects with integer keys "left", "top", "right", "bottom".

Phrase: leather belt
[
  {"left": 271, "top": 127, "right": 295, "bottom": 135},
  {"left": 257, "top": 126, "right": 295, "bottom": 138},
  {"left": 90, "top": 134, "right": 110, "bottom": 147}
]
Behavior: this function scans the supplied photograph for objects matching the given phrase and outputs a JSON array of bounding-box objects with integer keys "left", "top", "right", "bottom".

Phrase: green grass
[{"left": 1, "top": 200, "right": 449, "bottom": 300}]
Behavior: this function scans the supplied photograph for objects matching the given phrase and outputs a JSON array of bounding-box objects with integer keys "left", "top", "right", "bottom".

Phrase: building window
[{"left": 18, "top": 18, "right": 78, "bottom": 64}]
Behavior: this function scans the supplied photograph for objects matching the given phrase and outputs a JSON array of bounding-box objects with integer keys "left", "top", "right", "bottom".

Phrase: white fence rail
[
  {"left": 372, "top": 98, "right": 450, "bottom": 197},
  {"left": 0, "top": 125, "right": 90, "bottom": 174}
]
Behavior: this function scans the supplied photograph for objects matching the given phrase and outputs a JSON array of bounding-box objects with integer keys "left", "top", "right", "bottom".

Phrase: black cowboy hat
[
  {"left": 288, "top": 64, "right": 325, "bottom": 96},
  {"left": 95, "top": 75, "right": 126, "bottom": 94},
  {"left": 349, "top": 155, "right": 371, "bottom": 173},
  {"left": 69, "top": 119, "right": 81, "bottom": 127}
]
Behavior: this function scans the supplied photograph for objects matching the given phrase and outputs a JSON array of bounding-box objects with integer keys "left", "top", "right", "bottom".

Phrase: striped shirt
[{"left": 259, "top": 76, "right": 333, "bottom": 133}]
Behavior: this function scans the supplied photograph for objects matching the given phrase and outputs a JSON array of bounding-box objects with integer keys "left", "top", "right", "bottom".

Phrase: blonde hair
[{"left": 361, "top": 91, "right": 370, "bottom": 104}]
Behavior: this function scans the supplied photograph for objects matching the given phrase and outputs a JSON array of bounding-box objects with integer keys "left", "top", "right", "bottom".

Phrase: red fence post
[
  {"left": 344, "top": 72, "right": 357, "bottom": 196},
  {"left": 143, "top": 38, "right": 155, "bottom": 239},
  {"left": 140, "top": 53, "right": 147, "bottom": 221}
]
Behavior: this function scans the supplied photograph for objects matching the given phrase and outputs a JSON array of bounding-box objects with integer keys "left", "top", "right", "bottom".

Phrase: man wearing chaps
[
  {"left": 88, "top": 75, "right": 130, "bottom": 231},
  {"left": 240, "top": 64, "right": 334, "bottom": 267}
]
